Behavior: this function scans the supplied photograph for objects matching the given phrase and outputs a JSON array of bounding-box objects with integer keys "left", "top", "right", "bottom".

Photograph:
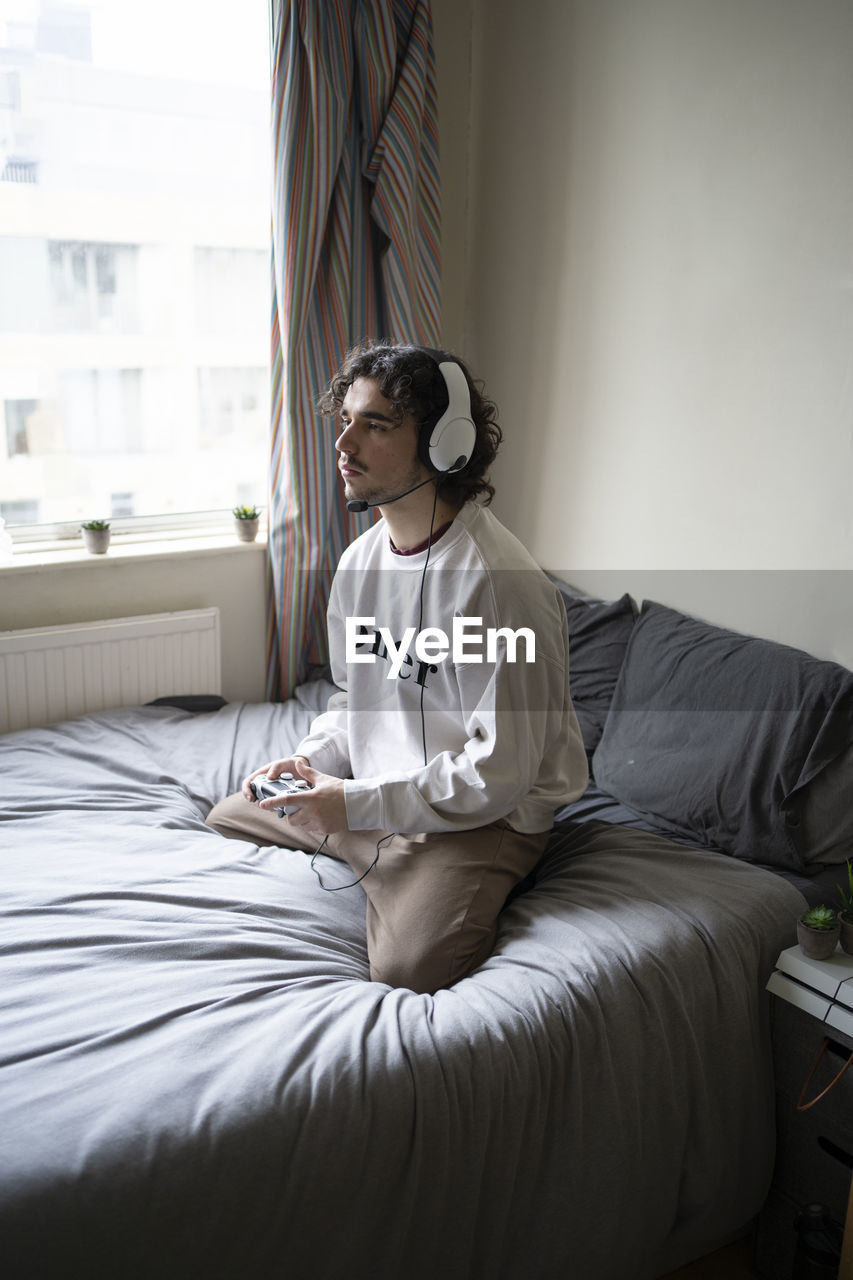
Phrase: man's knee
[
  {"left": 368, "top": 924, "right": 495, "bottom": 996},
  {"left": 206, "top": 791, "right": 285, "bottom": 844},
  {"left": 205, "top": 793, "right": 250, "bottom": 840},
  {"left": 207, "top": 792, "right": 323, "bottom": 852}
]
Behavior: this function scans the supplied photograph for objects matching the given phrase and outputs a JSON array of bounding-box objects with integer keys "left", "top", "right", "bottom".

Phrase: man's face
[{"left": 335, "top": 377, "right": 430, "bottom": 509}]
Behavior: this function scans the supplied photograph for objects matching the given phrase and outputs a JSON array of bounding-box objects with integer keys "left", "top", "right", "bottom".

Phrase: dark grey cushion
[
  {"left": 592, "top": 601, "right": 853, "bottom": 871},
  {"left": 800, "top": 742, "right": 853, "bottom": 865},
  {"left": 547, "top": 577, "right": 637, "bottom": 757}
]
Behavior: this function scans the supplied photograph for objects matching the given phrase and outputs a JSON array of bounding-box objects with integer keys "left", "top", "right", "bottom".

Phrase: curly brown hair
[{"left": 318, "top": 340, "right": 502, "bottom": 506}]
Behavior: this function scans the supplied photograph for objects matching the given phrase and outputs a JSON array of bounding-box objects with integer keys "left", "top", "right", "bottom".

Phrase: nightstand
[{"left": 754, "top": 946, "right": 853, "bottom": 1280}]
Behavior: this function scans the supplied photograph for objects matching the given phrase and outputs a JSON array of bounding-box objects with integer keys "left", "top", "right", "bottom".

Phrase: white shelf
[{"left": 769, "top": 945, "right": 853, "bottom": 1049}]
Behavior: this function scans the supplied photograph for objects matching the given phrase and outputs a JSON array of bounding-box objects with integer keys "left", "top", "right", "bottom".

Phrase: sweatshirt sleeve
[
  {"left": 293, "top": 583, "right": 352, "bottom": 779},
  {"left": 293, "top": 690, "right": 350, "bottom": 778}
]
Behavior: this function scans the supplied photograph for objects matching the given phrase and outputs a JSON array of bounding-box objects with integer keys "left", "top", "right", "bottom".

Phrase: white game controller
[{"left": 249, "top": 772, "right": 312, "bottom": 817}]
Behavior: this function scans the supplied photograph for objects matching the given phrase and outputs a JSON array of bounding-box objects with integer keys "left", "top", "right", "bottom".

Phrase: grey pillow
[
  {"left": 592, "top": 601, "right": 853, "bottom": 871},
  {"left": 547, "top": 576, "right": 637, "bottom": 757},
  {"left": 801, "top": 743, "right": 853, "bottom": 865}
]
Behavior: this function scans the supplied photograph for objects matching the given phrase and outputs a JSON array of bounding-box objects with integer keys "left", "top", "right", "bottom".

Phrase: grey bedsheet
[{"left": 0, "top": 691, "right": 805, "bottom": 1279}]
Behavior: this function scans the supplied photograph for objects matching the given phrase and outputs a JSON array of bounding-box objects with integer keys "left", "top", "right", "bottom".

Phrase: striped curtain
[{"left": 267, "top": 0, "right": 441, "bottom": 700}]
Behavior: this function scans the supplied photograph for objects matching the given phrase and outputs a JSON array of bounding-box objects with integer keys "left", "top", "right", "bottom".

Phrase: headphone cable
[
  {"left": 310, "top": 832, "right": 395, "bottom": 892},
  {"left": 416, "top": 482, "right": 440, "bottom": 767}
]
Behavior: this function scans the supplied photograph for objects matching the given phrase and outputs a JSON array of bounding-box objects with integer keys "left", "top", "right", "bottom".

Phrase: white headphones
[{"left": 418, "top": 353, "right": 476, "bottom": 475}]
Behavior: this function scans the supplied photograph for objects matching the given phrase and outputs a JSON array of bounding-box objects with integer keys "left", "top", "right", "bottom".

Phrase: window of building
[
  {"left": 1, "top": 499, "right": 41, "bottom": 524},
  {"left": 5, "top": 399, "right": 37, "bottom": 456},
  {"left": 198, "top": 367, "right": 268, "bottom": 449},
  {"left": 0, "top": 0, "right": 270, "bottom": 533},
  {"left": 110, "top": 491, "right": 135, "bottom": 518},
  {"left": 45, "top": 241, "right": 136, "bottom": 331}
]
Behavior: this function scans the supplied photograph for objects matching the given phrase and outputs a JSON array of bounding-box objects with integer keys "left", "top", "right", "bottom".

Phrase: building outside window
[{"left": 0, "top": 0, "right": 270, "bottom": 531}]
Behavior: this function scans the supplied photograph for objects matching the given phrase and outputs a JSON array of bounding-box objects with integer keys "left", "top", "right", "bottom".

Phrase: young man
[{"left": 207, "top": 342, "right": 588, "bottom": 993}]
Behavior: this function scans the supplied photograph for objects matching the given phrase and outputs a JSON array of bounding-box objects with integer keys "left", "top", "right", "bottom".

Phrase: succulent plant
[
  {"left": 232, "top": 505, "right": 261, "bottom": 521},
  {"left": 801, "top": 905, "right": 838, "bottom": 932},
  {"left": 81, "top": 519, "right": 111, "bottom": 531}
]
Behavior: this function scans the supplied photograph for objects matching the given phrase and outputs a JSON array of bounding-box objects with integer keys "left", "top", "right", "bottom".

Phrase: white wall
[
  {"left": 2, "top": 541, "right": 269, "bottom": 702},
  {"left": 434, "top": 0, "right": 853, "bottom": 663}
]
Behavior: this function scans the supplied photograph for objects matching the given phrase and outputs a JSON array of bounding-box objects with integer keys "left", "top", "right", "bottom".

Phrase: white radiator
[{"left": 0, "top": 609, "right": 221, "bottom": 735}]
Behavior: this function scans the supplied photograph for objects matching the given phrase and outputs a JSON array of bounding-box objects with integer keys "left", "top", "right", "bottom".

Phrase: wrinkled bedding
[{"left": 0, "top": 689, "right": 805, "bottom": 1280}]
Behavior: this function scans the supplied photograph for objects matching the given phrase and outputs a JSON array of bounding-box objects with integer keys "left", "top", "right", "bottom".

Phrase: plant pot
[
  {"left": 82, "top": 527, "right": 111, "bottom": 555},
  {"left": 234, "top": 517, "right": 259, "bottom": 543},
  {"left": 840, "top": 912, "right": 853, "bottom": 956},
  {"left": 797, "top": 917, "right": 840, "bottom": 961}
]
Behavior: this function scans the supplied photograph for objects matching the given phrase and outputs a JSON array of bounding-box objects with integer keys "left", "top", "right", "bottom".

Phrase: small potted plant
[
  {"left": 81, "top": 519, "right": 111, "bottom": 554},
  {"left": 836, "top": 859, "right": 853, "bottom": 956},
  {"left": 232, "top": 505, "right": 261, "bottom": 543},
  {"left": 797, "top": 904, "right": 840, "bottom": 961}
]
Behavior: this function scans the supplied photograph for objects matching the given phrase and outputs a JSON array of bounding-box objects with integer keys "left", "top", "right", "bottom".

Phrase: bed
[{"left": 2, "top": 583, "right": 852, "bottom": 1280}]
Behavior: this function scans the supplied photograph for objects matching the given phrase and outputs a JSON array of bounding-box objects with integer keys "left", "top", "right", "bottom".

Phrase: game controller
[{"left": 249, "top": 772, "right": 312, "bottom": 817}]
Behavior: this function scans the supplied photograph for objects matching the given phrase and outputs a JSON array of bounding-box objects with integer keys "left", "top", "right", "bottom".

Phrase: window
[
  {"left": 198, "top": 367, "right": 268, "bottom": 448},
  {"left": 0, "top": 0, "right": 270, "bottom": 531},
  {"left": 45, "top": 240, "right": 136, "bottom": 331},
  {"left": 5, "top": 400, "right": 37, "bottom": 456},
  {"left": 1, "top": 499, "right": 41, "bottom": 523},
  {"left": 110, "top": 491, "right": 135, "bottom": 518}
]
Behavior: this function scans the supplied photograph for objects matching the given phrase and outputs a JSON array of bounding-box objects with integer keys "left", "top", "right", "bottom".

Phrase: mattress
[{"left": 0, "top": 690, "right": 806, "bottom": 1279}]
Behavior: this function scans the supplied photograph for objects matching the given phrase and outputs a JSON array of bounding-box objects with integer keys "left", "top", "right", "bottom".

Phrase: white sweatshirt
[{"left": 296, "top": 501, "right": 588, "bottom": 834}]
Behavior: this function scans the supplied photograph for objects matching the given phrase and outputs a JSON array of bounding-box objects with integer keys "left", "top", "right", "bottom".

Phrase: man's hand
[
  {"left": 253, "top": 758, "right": 349, "bottom": 836},
  {"left": 241, "top": 755, "right": 310, "bottom": 802}
]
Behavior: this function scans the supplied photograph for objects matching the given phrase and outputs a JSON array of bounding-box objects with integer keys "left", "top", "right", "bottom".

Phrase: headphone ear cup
[
  {"left": 425, "top": 416, "right": 476, "bottom": 473},
  {"left": 421, "top": 360, "right": 476, "bottom": 473}
]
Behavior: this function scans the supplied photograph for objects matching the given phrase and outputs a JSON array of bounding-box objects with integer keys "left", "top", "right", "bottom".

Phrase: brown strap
[{"left": 797, "top": 1037, "right": 853, "bottom": 1112}]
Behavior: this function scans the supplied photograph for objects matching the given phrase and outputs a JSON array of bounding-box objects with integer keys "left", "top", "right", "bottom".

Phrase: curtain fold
[{"left": 267, "top": 0, "right": 441, "bottom": 701}]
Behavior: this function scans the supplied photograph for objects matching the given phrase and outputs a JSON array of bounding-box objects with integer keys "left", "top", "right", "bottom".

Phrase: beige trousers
[{"left": 206, "top": 792, "right": 549, "bottom": 995}]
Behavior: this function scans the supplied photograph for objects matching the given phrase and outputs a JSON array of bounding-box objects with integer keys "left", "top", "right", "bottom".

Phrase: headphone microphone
[{"left": 346, "top": 474, "right": 438, "bottom": 514}]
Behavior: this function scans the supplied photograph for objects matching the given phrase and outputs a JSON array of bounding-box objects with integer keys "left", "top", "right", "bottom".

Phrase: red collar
[{"left": 389, "top": 520, "right": 454, "bottom": 556}]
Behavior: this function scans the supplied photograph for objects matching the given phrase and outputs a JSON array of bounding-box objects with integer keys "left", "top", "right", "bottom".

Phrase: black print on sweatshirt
[{"left": 355, "top": 625, "right": 439, "bottom": 689}]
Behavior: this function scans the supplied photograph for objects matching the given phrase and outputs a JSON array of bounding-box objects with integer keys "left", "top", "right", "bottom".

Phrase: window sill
[{"left": 0, "top": 530, "right": 268, "bottom": 574}]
